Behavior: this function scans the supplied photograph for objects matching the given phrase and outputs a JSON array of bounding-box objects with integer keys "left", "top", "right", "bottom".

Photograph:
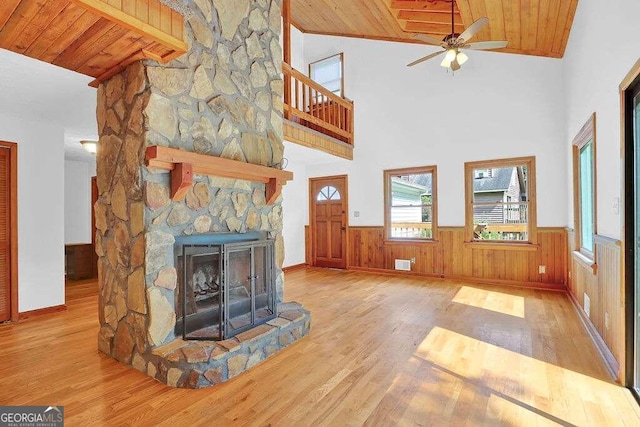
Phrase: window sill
[
  {"left": 464, "top": 241, "right": 539, "bottom": 251},
  {"left": 384, "top": 238, "right": 440, "bottom": 245},
  {"left": 572, "top": 250, "right": 597, "bottom": 275}
]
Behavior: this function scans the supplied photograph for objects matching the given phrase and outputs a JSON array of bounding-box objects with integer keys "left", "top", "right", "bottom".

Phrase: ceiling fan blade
[
  {"left": 464, "top": 40, "right": 508, "bottom": 50},
  {"left": 407, "top": 50, "right": 445, "bottom": 67},
  {"left": 413, "top": 33, "right": 445, "bottom": 46},
  {"left": 457, "top": 17, "right": 489, "bottom": 43}
]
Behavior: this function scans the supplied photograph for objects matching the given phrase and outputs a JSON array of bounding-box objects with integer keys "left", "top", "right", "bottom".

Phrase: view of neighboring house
[
  {"left": 472, "top": 166, "right": 528, "bottom": 240},
  {"left": 390, "top": 174, "right": 432, "bottom": 238}
]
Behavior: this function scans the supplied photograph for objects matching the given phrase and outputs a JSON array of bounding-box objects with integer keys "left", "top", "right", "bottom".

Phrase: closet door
[{"left": 0, "top": 147, "right": 11, "bottom": 322}]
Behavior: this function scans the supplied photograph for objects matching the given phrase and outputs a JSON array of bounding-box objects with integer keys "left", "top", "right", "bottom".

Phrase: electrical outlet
[
  {"left": 411, "top": 257, "right": 416, "bottom": 264},
  {"left": 539, "top": 265, "right": 546, "bottom": 274},
  {"left": 353, "top": 210, "right": 360, "bottom": 218},
  {"left": 605, "top": 312, "right": 610, "bottom": 330}
]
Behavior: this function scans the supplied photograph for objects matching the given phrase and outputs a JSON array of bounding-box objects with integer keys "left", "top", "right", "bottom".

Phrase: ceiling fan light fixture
[
  {"left": 457, "top": 51, "right": 468, "bottom": 65},
  {"left": 445, "top": 48, "right": 457, "bottom": 62},
  {"left": 440, "top": 57, "right": 452, "bottom": 68}
]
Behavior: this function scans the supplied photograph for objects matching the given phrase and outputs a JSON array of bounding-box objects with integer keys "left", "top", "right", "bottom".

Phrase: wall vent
[{"left": 394, "top": 259, "right": 411, "bottom": 271}]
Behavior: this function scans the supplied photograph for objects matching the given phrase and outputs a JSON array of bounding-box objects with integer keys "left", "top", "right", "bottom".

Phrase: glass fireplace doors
[{"left": 176, "top": 239, "right": 276, "bottom": 341}]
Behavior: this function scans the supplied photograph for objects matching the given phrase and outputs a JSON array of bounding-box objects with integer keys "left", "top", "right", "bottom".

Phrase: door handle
[{"left": 341, "top": 226, "right": 346, "bottom": 231}]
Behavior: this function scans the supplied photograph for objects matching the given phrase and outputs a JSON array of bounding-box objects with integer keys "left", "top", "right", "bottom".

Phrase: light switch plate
[
  {"left": 612, "top": 197, "right": 620, "bottom": 215},
  {"left": 353, "top": 211, "right": 360, "bottom": 217}
]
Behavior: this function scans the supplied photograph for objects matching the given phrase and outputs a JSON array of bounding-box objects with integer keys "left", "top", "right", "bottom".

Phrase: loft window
[
  {"left": 572, "top": 113, "right": 597, "bottom": 258},
  {"left": 384, "top": 166, "right": 438, "bottom": 240},
  {"left": 309, "top": 53, "right": 344, "bottom": 98},
  {"left": 465, "top": 157, "right": 537, "bottom": 243}
]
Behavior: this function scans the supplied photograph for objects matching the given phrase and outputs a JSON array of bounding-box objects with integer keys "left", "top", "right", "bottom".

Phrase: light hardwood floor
[{"left": 1, "top": 268, "right": 639, "bottom": 426}]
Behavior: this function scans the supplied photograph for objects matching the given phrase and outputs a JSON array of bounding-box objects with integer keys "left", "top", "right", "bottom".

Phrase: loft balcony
[{"left": 283, "top": 63, "right": 354, "bottom": 160}]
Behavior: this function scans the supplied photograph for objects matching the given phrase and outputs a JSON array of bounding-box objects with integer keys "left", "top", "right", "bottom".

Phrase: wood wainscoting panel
[
  {"left": 341, "top": 226, "right": 567, "bottom": 287},
  {"left": 348, "top": 226, "right": 384, "bottom": 269},
  {"left": 567, "top": 229, "right": 624, "bottom": 382}
]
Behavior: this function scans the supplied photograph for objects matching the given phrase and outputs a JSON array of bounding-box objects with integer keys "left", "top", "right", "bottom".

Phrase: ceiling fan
[{"left": 407, "top": 0, "right": 508, "bottom": 71}]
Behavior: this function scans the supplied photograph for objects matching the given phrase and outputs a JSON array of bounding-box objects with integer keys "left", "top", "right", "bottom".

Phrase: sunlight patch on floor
[
  {"left": 452, "top": 286, "right": 525, "bottom": 318},
  {"left": 407, "top": 326, "right": 635, "bottom": 426}
]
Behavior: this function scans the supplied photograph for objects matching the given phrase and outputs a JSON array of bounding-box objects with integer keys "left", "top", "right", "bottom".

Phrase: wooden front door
[
  {"left": 310, "top": 176, "right": 348, "bottom": 269},
  {"left": 0, "top": 144, "right": 14, "bottom": 322}
]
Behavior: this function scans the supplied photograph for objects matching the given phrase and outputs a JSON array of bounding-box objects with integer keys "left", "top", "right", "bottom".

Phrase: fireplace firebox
[{"left": 175, "top": 233, "right": 277, "bottom": 340}]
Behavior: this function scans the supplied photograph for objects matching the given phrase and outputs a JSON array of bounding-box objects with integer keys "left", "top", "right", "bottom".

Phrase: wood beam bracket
[
  {"left": 170, "top": 162, "right": 193, "bottom": 201},
  {"left": 145, "top": 146, "right": 293, "bottom": 205}
]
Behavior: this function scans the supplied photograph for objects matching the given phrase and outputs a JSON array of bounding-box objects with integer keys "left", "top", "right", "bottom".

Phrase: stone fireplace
[{"left": 94, "top": 0, "right": 310, "bottom": 388}]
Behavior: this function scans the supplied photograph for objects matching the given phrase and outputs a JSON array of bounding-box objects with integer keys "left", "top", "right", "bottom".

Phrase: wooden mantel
[{"left": 145, "top": 146, "right": 293, "bottom": 204}]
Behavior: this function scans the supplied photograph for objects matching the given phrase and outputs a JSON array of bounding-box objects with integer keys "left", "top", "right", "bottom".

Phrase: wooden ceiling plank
[
  {"left": 466, "top": 0, "right": 491, "bottom": 41},
  {"left": 0, "top": 0, "right": 47, "bottom": 50},
  {"left": 397, "top": 10, "right": 464, "bottom": 26},
  {"left": 51, "top": 18, "right": 115, "bottom": 68},
  {"left": 76, "top": 32, "right": 147, "bottom": 77},
  {"left": 391, "top": 1, "right": 458, "bottom": 13},
  {"left": 551, "top": 0, "right": 572, "bottom": 55},
  {"left": 38, "top": 10, "right": 101, "bottom": 63},
  {"left": 484, "top": 0, "right": 506, "bottom": 42},
  {"left": 541, "top": 0, "right": 560, "bottom": 54},
  {"left": 0, "top": 0, "right": 21, "bottom": 31},
  {"left": 58, "top": 21, "right": 128, "bottom": 72},
  {"left": 535, "top": 0, "right": 550, "bottom": 52},
  {"left": 519, "top": 0, "right": 538, "bottom": 52},
  {"left": 70, "top": 0, "right": 186, "bottom": 53},
  {"left": 405, "top": 21, "right": 464, "bottom": 35},
  {"left": 454, "top": 0, "right": 474, "bottom": 30},
  {"left": 11, "top": 0, "right": 70, "bottom": 54},
  {"left": 502, "top": 0, "right": 521, "bottom": 51},
  {"left": 135, "top": 0, "right": 150, "bottom": 24},
  {"left": 24, "top": 3, "right": 86, "bottom": 57},
  {"left": 557, "top": 0, "right": 578, "bottom": 57}
]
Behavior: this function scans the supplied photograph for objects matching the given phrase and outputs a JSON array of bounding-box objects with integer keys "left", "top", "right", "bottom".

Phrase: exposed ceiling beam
[
  {"left": 397, "top": 10, "right": 463, "bottom": 26},
  {"left": 390, "top": 1, "right": 456, "bottom": 13},
  {"left": 404, "top": 21, "right": 460, "bottom": 34}
]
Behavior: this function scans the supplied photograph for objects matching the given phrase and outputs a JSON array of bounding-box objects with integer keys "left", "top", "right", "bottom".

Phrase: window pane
[
  {"left": 389, "top": 172, "right": 433, "bottom": 239},
  {"left": 317, "top": 185, "right": 340, "bottom": 201},
  {"left": 472, "top": 164, "right": 528, "bottom": 241},
  {"left": 580, "top": 142, "right": 594, "bottom": 252},
  {"left": 310, "top": 54, "right": 342, "bottom": 97}
]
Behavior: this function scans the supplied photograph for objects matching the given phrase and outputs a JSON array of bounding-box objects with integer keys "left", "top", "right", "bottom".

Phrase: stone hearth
[{"left": 94, "top": 0, "right": 311, "bottom": 388}]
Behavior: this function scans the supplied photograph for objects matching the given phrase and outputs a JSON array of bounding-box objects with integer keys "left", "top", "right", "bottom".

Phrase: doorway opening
[
  {"left": 623, "top": 60, "right": 640, "bottom": 403},
  {"left": 309, "top": 175, "right": 348, "bottom": 269}
]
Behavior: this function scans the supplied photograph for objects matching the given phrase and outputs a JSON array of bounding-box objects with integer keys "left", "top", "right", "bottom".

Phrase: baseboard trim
[
  {"left": 346, "top": 266, "right": 566, "bottom": 291},
  {"left": 567, "top": 290, "right": 620, "bottom": 382},
  {"left": 283, "top": 263, "right": 308, "bottom": 272},
  {"left": 19, "top": 304, "right": 67, "bottom": 321},
  {"left": 347, "top": 266, "right": 443, "bottom": 279}
]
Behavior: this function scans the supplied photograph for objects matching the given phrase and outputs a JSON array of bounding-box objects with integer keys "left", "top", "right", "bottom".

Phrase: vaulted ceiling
[{"left": 291, "top": 0, "right": 579, "bottom": 58}]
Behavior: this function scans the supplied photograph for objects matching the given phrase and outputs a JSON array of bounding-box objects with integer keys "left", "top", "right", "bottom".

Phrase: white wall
[
  {"left": 563, "top": 0, "right": 640, "bottom": 240},
  {"left": 290, "top": 25, "right": 305, "bottom": 72},
  {"left": 281, "top": 149, "right": 307, "bottom": 267},
  {"left": 64, "top": 159, "right": 95, "bottom": 244},
  {"left": 0, "top": 113, "right": 65, "bottom": 312},
  {"left": 302, "top": 35, "right": 567, "bottom": 227}
]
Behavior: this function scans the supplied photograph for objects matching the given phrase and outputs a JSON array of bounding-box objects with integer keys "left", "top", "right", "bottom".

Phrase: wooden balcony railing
[{"left": 283, "top": 62, "right": 354, "bottom": 145}]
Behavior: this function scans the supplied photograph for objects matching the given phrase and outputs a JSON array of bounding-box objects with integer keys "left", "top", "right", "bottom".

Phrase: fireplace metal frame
[{"left": 176, "top": 237, "right": 277, "bottom": 341}]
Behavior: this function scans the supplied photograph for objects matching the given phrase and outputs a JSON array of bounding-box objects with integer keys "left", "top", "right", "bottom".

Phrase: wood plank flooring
[{"left": 0, "top": 268, "right": 638, "bottom": 425}]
